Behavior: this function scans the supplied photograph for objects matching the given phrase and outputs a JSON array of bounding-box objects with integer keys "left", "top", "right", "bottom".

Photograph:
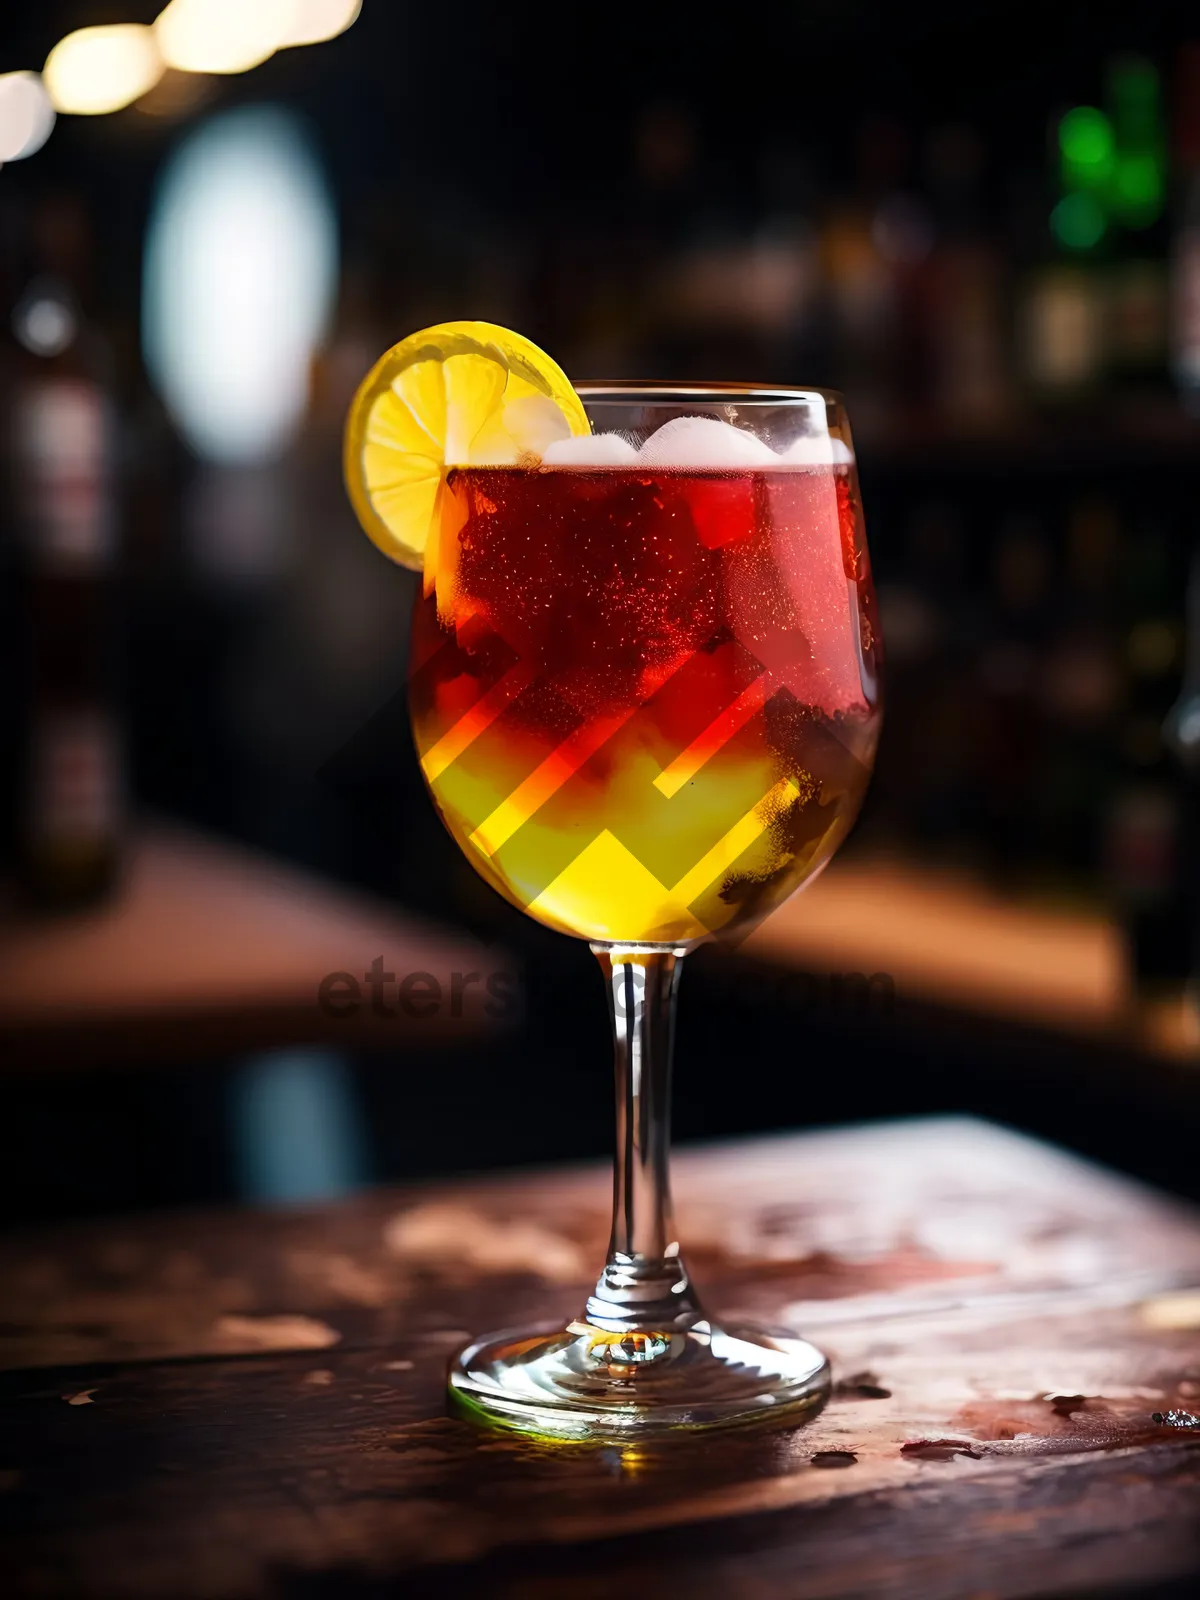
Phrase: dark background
[{"left": 1, "top": 0, "right": 1198, "bottom": 1222}]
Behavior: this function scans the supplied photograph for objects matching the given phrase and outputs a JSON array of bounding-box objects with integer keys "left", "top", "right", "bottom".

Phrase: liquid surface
[{"left": 410, "top": 463, "right": 881, "bottom": 944}]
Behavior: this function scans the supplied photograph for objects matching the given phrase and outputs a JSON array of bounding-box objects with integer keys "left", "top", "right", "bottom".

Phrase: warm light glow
[
  {"left": 155, "top": 0, "right": 297, "bottom": 76},
  {"left": 143, "top": 105, "right": 338, "bottom": 463},
  {"left": 283, "top": 0, "right": 361, "bottom": 47},
  {"left": 133, "top": 68, "right": 218, "bottom": 120},
  {"left": 44, "top": 25, "right": 164, "bottom": 116},
  {"left": 0, "top": 72, "right": 56, "bottom": 162}
]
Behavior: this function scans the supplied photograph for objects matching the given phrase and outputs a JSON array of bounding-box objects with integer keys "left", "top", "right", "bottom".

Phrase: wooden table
[{"left": 3, "top": 1118, "right": 1200, "bottom": 1599}]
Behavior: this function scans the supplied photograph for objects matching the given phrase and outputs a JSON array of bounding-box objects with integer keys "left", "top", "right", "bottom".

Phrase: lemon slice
[{"left": 343, "top": 322, "right": 589, "bottom": 592}]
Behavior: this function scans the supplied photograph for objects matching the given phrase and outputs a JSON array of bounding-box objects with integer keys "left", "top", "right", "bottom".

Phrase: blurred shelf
[
  {"left": 857, "top": 403, "right": 1200, "bottom": 474},
  {"left": 747, "top": 854, "right": 1200, "bottom": 1064},
  {"left": 0, "top": 824, "right": 514, "bottom": 1072}
]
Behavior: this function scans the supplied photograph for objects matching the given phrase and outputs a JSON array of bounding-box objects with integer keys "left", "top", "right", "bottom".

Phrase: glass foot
[{"left": 448, "top": 1318, "right": 831, "bottom": 1440}]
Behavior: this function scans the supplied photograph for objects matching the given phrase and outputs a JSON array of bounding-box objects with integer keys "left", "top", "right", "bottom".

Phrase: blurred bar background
[{"left": 1, "top": 0, "right": 1198, "bottom": 1222}]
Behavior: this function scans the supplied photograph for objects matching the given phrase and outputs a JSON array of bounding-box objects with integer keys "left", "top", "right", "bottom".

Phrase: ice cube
[
  {"left": 541, "top": 431, "right": 639, "bottom": 465},
  {"left": 636, "top": 415, "right": 781, "bottom": 469},
  {"left": 780, "top": 434, "right": 855, "bottom": 467}
]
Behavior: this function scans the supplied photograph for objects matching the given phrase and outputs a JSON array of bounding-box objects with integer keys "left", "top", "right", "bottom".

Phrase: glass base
[{"left": 448, "top": 1318, "right": 831, "bottom": 1440}]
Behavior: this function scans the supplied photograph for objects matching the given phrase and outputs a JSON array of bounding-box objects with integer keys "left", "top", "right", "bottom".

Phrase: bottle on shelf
[
  {"left": 1163, "top": 548, "right": 1200, "bottom": 1001},
  {"left": 7, "top": 198, "right": 125, "bottom": 910},
  {"left": 1100, "top": 57, "right": 1170, "bottom": 397},
  {"left": 1015, "top": 105, "right": 1108, "bottom": 404},
  {"left": 975, "top": 513, "right": 1053, "bottom": 883},
  {"left": 1102, "top": 527, "right": 1192, "bottom": 1001},
  {"left": 1169, "top": 44, "right": 1200, "bottom": 412},
  {"left": 1038, "top": 496, "right": 1124, "bottom": 894},
  {"left": 919, "top": 123, "right": 1011, "bottom": 433}
]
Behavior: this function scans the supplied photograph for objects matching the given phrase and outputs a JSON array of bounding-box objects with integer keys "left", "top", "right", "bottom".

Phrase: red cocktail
[{"left": 410, "top": 460, "right": 880, "bottom": 944}]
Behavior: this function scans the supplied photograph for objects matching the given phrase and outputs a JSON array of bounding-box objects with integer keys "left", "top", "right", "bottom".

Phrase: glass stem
[{"left": 585, "top": 947, "right": 701, "bottom": 1333}]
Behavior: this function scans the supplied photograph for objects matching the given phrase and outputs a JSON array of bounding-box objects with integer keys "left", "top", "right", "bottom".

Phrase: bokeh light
[
  {"left": 1058, "top": 106, "right": 1115, "bottom": 189},
  {"left": 1051, "top": 191, "right": 1106, "bottom": 251},
  {"left": 44, "top": 26, "right": 165, "bottom": 116},
  {"left": 155, "top": 0, "right": 296, "bottom": 76},
  {"left": 142, "top": 105, "right": 338, "bottom": 464},
  {"left": 1108, "top": 56, "right": 1166, "bottom": 228},
  {"left": 0, "top": 72, "right": 56, "bottom": 163},
  {"left": 12, "top": 281, "right": 79, "bottom": 357},
  {"left": 1112, "top": 152, "right": 1164, "bottom": 227}
]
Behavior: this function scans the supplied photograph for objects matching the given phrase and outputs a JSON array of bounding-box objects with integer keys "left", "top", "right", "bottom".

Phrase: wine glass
[{"left": 408, "top": 384, "right": 881, "bottom": 1437}]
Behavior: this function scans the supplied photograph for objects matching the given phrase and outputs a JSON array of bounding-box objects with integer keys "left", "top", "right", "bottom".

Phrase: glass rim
[{"left": 573, "top": 381, "right": 845, "bottom": 407}]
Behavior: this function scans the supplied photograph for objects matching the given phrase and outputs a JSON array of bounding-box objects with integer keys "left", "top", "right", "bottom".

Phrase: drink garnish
[{"left": 343, "top": 321, "right": 589, "bottom": 595}]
